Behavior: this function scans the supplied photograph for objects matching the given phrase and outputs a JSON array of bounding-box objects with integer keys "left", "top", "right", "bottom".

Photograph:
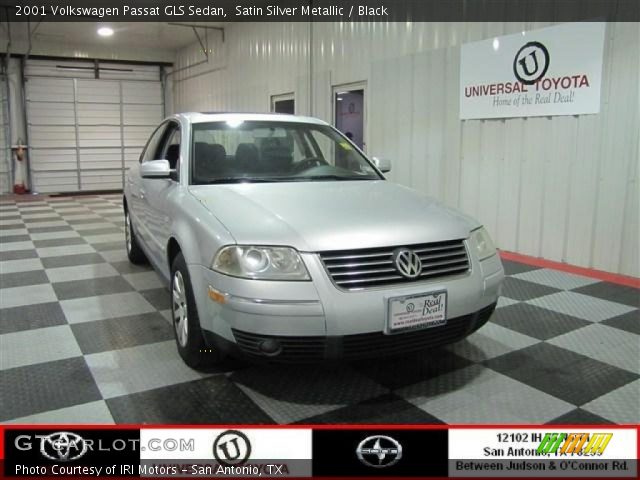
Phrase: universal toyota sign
[{"left": 460, "top": 22, "right": 605, "bottom": 119}]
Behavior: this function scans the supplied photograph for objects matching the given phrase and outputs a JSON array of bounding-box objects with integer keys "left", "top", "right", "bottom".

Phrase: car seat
[
  {"left": 165, "top": 144, "right": 180, "bottom": 170},
  {"left": 260, "top": 137, "right": 293, "bottom": 174},
  {"left": 194, "top": 142, "right": 227, "bottom": 182},
  {"left": 235, "top": 143, "right": 260, "bottom": 173}
]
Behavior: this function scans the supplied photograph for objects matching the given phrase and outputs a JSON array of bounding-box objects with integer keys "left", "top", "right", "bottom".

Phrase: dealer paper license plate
[{"left": 386, "top": 290, "right": 447, "bottom": 334}]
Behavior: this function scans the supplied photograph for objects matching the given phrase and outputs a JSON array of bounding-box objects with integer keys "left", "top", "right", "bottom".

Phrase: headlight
[
  {"left": 212, "top": 245, "right": 310, "bottom": 281},
  {"left": 470, "top": 227, "right": 497, "bottom": 260}
]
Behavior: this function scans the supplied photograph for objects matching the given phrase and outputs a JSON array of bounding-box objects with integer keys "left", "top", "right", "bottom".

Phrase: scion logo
[
  {"left": 39, "top": 432, "right": 88, "bottom": 462},
  {"left": 513, "top": 41, "right": 550, "bottom": 85},
  {"left": 213, "top": 430, "right": 251, "bottom": 466},
  {"left": 392, "top": 249, "right": 422, "bottom": 279},
  {"left": 356, "top": 435, "right": 403, "bottom": 468}
]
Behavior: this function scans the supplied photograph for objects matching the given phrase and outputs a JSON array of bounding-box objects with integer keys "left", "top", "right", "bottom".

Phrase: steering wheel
[{"left": 291, "top": 157, "right": 327, "bottom": 173}]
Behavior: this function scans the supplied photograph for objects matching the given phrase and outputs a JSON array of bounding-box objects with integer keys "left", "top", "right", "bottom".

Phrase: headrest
[
  {"left": 210, "top": 143, "right": 227, "bottom": 162},
  {"left": 260, "top": 137, "right": 293, "bottom": 172},
  {"left": 235, "top": 143, "right": 260, "bottom": 170}
]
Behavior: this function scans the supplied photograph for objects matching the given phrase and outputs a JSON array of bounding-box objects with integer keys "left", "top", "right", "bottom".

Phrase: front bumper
[
  {"left": 188, "top": 250, "right": 504, "bottom": 359},
  {"left": 203, "top": 302, "right": 496, "bottom": 362}
]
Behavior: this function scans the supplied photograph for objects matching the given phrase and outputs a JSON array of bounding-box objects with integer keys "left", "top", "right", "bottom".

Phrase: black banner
[
  {"left": 312, "top": 429, "right": 448, "bottom": 477},
  {"left": 0, "top": 0, "right": 638, "bottom": 23}
]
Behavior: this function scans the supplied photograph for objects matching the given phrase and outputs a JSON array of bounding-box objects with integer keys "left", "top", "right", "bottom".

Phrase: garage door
[
  {"left": 25, "top": 59, "right": 164, "bottom": 193},
  {"left": 0, "top": 74, "right": 9, "bottom": 194}
]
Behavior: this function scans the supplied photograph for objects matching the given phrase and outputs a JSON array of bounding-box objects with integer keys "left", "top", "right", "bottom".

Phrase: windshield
[{"left": 190, "top": 121, "right": 382, "bottom": 184}]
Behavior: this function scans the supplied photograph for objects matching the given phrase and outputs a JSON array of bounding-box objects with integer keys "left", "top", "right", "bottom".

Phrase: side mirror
[
  {"left": 372, "top": 157, "right": 392, "bottom": 173},
  {"left": 141, "top": 159, "right": 172, "bottom": 179}
]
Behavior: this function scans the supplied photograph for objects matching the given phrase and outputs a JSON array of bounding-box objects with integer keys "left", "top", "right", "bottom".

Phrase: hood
[{"left": 189, "top": 181, "right": 479, "bottom": 252}]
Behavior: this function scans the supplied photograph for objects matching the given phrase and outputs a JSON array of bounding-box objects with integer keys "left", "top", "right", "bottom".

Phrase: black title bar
[{"left": 0, "top": 0, "right": 638, "bottom": 22}]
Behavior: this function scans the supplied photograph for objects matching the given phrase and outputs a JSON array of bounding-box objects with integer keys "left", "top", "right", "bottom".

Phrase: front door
[{"left": 140, "top": 122, "right": 181, "bottom": 270}]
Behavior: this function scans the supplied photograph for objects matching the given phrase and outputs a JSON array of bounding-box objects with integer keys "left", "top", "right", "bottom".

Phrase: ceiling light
[
  {"left": 226, "top": 118, "right": 244, "bottom": 128},
  {"left": 97, "top": 27, "right": 114, "bottom": 37}
]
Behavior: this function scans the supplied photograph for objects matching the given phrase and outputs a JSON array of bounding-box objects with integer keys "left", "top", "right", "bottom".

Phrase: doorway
[
  {"left": 333, "top": 83, "right": 366, "bottom": 151},
  {"left": 271, "top": 93, "right": 295, "bottom": 114}
]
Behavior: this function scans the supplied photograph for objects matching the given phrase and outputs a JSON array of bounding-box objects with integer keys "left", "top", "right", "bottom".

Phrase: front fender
[{"left": 168, "top": 191, "right": 236, "bottom": 271}]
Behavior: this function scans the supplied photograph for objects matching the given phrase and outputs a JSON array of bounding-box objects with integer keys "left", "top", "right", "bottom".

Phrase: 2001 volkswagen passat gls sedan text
[{"left": 124, "top": 113, "right": 504, "bottom": 368}]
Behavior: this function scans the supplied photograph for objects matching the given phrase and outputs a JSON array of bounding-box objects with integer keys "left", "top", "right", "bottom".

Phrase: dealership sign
[{"left": 460, "top": 22, "right": 605, "bottom": 119}]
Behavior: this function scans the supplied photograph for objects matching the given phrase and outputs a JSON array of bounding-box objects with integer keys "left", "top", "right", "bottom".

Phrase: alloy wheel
[
  {"left": 172, "top": 271, "right": 189, "bottom": 347},
  {"left": 125, "top": 212, "right": 132, "bottom": 253}
]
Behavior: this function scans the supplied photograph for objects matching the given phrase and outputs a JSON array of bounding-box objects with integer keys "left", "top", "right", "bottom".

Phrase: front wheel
[
  {"left": 124, "top": 209, "right": 147, "bottom": 264},
  {"left": 171, "top": 252, "right": 223, "bottom": 369}
]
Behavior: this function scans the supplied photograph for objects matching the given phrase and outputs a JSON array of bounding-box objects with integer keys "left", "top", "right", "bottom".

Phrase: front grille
[
  {"left": 341, "top": 315, "right": 472, "bottom": 359},
  {"left": 230, "top": 303, "right": 496, "bottom": 363},
  {"left": 319, "top": 239, "right": 470, "bottom": 290},
  {"left": 342, "top": 302, "right": 496, "bottom": 359}
]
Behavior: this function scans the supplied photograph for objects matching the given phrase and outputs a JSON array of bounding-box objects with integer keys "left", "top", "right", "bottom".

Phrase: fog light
[{"left": 259, "top": 339, "right": 282, "bottom": 356}]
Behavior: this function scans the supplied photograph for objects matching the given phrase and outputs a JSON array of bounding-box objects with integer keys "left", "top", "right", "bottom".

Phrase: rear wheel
[
  {"left": 124, "top": 209, "right": 147, "bottom": 264},
  {"left": 171, "top": 252, "right": 223, "bottom": 369}
]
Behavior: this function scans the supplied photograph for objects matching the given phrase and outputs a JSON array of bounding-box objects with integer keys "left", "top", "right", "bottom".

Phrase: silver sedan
[{"left": 124, "top": 113, "right": 503, "bottom": 368}]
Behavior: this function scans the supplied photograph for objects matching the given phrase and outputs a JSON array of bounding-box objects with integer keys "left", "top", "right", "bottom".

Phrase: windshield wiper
[
  {"left": 305, "top": 175, "right": 376, "bottom": 181},
  {"left": 202, "top": 177, "right": 286, "bottom": 184},
  {"left": 201, "top": 175, "right": 377, "bottom": 184}
]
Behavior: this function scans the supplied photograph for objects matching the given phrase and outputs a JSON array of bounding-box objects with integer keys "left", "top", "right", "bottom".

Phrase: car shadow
[{"left": 226, "top": 340, "right": 488, "bottom": 418}]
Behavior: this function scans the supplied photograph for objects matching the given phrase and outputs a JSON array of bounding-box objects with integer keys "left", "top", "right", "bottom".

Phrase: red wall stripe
[{"left": 499, "top": 250, "right": 640, "bottom": 289}]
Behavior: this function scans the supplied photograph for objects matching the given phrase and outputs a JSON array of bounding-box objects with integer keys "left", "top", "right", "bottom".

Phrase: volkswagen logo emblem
[
  {"left": 392, "top": 248, "right": 422, "bottom": 278},
  {"left": 213, "top": 430, "right": 251, "bottom": 467},
  {"left": 40, "top": 432, "right": 87, "bottom": 462},
  {"left": 356, "top": 435, "right": 403, "bottom": 468}
]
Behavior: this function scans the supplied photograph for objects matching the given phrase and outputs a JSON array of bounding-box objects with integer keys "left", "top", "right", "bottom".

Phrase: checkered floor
[{"left": 1, "top": 194, "right": 638, "bottom": 425}]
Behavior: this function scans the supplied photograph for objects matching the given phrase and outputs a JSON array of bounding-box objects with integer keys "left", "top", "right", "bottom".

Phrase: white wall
[
  {"left": 172, "top": 22, "right": 640, "bottom": 277},
  {"left": 0, "top": 71, "right": 9, "bottom": 193}
]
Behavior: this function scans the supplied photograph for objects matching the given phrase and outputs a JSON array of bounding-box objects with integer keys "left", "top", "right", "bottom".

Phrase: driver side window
[
  {"left": 140, "top": 124, "right": 167, "bottom": 163},
  {"left": 157, "top": 124, "right": 181, "bottom": 180}
]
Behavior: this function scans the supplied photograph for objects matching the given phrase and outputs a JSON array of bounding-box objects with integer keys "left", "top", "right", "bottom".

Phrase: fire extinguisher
[{"left": 12, "top": 139, "right": 28, "bottom": 194}]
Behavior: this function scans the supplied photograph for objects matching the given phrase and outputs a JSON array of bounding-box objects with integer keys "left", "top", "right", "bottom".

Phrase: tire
[
  {"left": 124, "top": 209, "right": 147, "bottom": 265},
  {"left": 171, "top": 252, "right": 223, "bottom": 369}
]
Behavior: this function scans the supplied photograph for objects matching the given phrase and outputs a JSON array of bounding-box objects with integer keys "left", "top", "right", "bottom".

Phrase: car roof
[{"left": 175, "top": 112, "right": 330, "bottom": 126}]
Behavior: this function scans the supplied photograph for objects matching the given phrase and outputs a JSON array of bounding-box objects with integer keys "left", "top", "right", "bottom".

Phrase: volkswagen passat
[{"left": 124, "top": 113, "right": 503, "bottom": 368}]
